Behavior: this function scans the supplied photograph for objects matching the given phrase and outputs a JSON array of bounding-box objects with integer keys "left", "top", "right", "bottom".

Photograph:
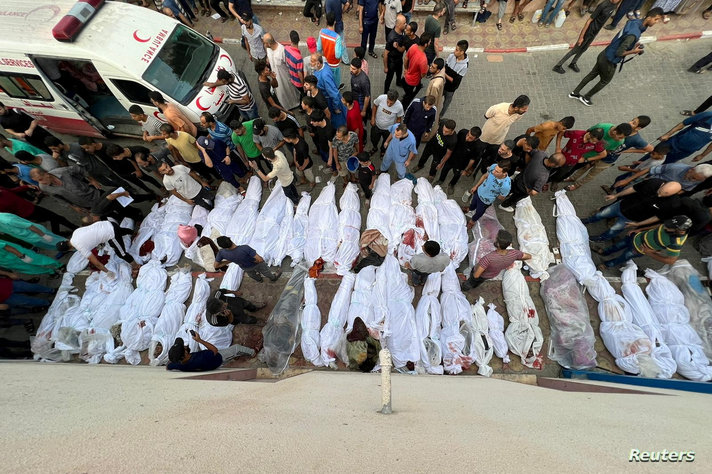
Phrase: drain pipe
[{"left": 378, "top": 348, "right": 392, "bottom": 414}]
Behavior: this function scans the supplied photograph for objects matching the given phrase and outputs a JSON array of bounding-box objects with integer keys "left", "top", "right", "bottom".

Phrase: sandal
[
  {"left": 463, "top": 0, "right": 469, "bottom": 7},
  {"left": 479, "top": 3, "right": 486, "bottom": 14},
  {"left": 509, "top": 16, "right": 515, "bottom": 23},
  {"left": 663, "top": 15, "right": 670, "bottom": 23},
  {"left": 626, "top": 12, "right": 635, "bottom": 20},
  {"left": 451, "top": 22, "right": 457, "bottom": 31},
  {"left": 497, "top": 22, "right": 502, "bottom": 30},
  {"left": 368, "top": 51, "right": 378, "bottom": 59},
  {"left": 634, "top": 10, "right": 641, "bottom": 19},
  {"left": 518, "top": 13, "right": 524, "bottom": 21},
  {"left": 704, "top": 10, "right": 711, "bottom": 20},
  {"left": 680, "top": 110, "right": 694, "bottom": 116},
  {"left": 565, "top": 184, "right": 579, "bottom": 192}
]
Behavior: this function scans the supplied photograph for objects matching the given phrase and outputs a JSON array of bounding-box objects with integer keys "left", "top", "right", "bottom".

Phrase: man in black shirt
[
  {"left": 75, "top": 136, "right": 127, "bottom": 187},
  {"left": 402, "top": 21, "right": 419, "bottom": 51},
  {"left": 284, "top": 129, "right": 315, "bottom": 187},
  {"left": 205, "top": 289, "right": 266, "bottom": 326},
  {"left": 626, "top": 196, "right": 711, "bottom": 236},
  {"left": 414, "top": 118, "right": 456, "bottom": 179},
  {"left": 509, "top": 135, "right": 539, "bottom": 175},
  {"left": 553, "top": 0, "right": 619, "bottom": 74},
  {"left": 500, "top": 152, "right": 566, "bottom": 211},
  {"left": 309, "top": 109, "right": 335, "bottom": 166},
  {"left": 105, "top": 143, "right": 161, "bottom": 197},
  {"left": 582, "top": 179, "right": 682, "bottom": 241},
  {"left": 0, "top": 103, "right": 54, "bottom": 153},
  {"left": 436, "top": 126, "right": 485, "bottom": 194},
  {"left": 383, "top": 13, "right": 407, "bottom": 93},
  {"left": 268, "top": 107, "right": 302, "bottom": 137},
  {"left": 166, "top": 332, "right": 255, "bottom": 372}
]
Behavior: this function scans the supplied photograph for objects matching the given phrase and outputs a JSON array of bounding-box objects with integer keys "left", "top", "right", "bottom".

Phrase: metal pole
[{"left": 378, "top": 348, "right": 392, "bottom": 414}]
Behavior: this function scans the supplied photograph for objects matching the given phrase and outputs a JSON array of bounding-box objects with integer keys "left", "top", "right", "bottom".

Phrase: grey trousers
[
  {"left": 218, "top": 344, "right": 256, "bottom": 362},
  {"left": 245, "top": 261, "right": 278, "bottom": 282}
]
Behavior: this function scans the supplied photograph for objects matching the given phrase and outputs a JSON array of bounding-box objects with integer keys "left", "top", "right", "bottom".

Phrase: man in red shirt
[
  {"left": 342, "top": 91, "right": 365, "bottom": 152},
  {"left": 0, "top": 187, "right": 77, "bottom": 234},
  {"left": 402, "top": 33, "right": 432, "bottom": 109},
  {"left": 549, "top": 127, "right": 605, "bottom": 188}
]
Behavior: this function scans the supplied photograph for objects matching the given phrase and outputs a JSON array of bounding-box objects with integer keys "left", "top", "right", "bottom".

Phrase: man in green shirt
[
  {"left": 230, "top": 119, "right": 262, "bottom": 169},
  {"left": 565, "top": 122, "right": 632, "bottom": 190},
  {"left": 596, "top": 215, "right": 691, "bottom": 269},
  {"left": 424, "top": 4, "right": 446, "bottom": 64}
]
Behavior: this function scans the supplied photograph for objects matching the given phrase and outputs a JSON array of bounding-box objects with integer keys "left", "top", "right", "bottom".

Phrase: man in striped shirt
[
  {"left": 461, "top": 230, "right": 531, "bottom": 291},
  {"left": 285, "top": 31, "right": 305, "bottom": 95},
  {"left": 597, "top": 215, "right": 691, "bottom": 269},
  {"left": 203, "top": 69, "right": 258, "bottom": 121},
  {"left": 128, "top": 105, "right": 164, "bottom": 143}
]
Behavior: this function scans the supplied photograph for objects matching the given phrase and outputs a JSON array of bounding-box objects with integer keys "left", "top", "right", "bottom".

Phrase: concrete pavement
[{"left": 1, "top": 362, "right": 710, "bottom": 472}]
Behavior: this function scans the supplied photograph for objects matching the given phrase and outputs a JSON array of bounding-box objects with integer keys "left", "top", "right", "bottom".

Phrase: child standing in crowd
[{"left": 357, "top": 152, "right": 376, "bottom": 202}]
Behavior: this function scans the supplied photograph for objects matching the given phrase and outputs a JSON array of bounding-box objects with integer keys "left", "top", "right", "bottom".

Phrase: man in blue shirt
[
  {"left": 359, "top": 0, "right": 384, "bottom": 57},
  {"left": 381, "top": 123, "right": 417, "bottom": 178},
  {"left": 195, "top": 136, "right": 245, "bottom": 190},
  {"left": 658, "top": 111, "right": 712, "bottom": 164},
  {"left": 166, "top": 332, "right": 255, "bottom": 372},
  {"left": 467, "top": 159, "right": 512, "bottom": 226},
  {"left": 214, "top": 236, "right": 282, "bottom": 282},
  {"left": 647, "top": 163, "right": 712, "bottom": 192}
]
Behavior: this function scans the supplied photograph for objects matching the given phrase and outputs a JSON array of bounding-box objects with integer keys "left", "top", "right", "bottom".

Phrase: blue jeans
[
  {"left": 469, "top": 192, "right": 492, "bottom": 223},
  {"left": 581, "top": 201, "right": 630, "bottom": 241},
  {"left": 239, "top": 103, "right": 259, "bottom": 120},
  {"left": 540, "top": 0, "right": 565, "bottom": 25},
  {"left": 601, "top": 235, "right": 642, "bottom": 268},
  {"left": 5, "top": 280, "right": 54, "bottom": 308},
  {"left": 610, "top": 0, "right": 645, "bottom": 28}
]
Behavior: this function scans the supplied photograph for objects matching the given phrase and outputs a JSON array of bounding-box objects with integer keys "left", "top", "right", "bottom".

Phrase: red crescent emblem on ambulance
[
  {"left": 133, "top": 30, "right": 151, "bottom": 43},
  {"left": 219, "top": 54, "right": 233, "bottom": 67},
  {"left": 195, "top": 96, "right": 211, "bottom": 111}
]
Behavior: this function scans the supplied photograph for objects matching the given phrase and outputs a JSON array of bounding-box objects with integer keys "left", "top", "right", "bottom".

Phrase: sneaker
[
  {"left": 568, "top": 63, "right": 580, "bottom": 73},
  {"left": 498, "top": 204, "right": 514, "bottom": 213},
  {"left": 579, "top": 95, "right": 593, "bottom": 107},
  {"left": 552, "top": 65, "right": 566, "bottom": 74},
  {"left": 568, "top": 92, "right": 581, "bottom": 100}
]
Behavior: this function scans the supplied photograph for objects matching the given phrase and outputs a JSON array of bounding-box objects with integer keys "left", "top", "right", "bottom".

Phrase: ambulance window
[
  {"left": 110, "top": 79, "right": 153, "bottom": 105},
  {"left": 0, "top": 74, "right": 53, "bottom": 101}
]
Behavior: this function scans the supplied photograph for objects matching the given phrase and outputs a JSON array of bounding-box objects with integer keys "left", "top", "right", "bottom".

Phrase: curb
[{"left": 212, "top": 30, "right": 712, "bottom": 54}]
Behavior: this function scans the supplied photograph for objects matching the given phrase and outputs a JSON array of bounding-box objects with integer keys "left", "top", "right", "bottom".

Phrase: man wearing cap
[
  {"left": 214, "top": 236, "right": 282, "bottom": 282},
  {"left": 249, "top": 147, "right": 300, "bottom": 205},
  {"left": 205, "top": 289, "right": 267, "bottom": 326},
  {"left": 158, "top": 161, "right": 215, "bottom": 210},
  {"left": 196, "top": 135, "right": 245, "bottom": 190},
  {"left": 596, "top": 215, "right": 691, "bottom": 269},
  {"left": 167, "top": 332, "right": 255, "bottom": 372}
]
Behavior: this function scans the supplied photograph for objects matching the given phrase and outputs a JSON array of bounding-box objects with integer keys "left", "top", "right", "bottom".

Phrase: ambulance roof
[{"left": 0, "top": 1, "right": 180, "bottom": 75}]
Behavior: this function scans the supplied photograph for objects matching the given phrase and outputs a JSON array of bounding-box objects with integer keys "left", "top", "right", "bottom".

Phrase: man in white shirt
[
  {"left": 56, "top": 220, "right": 136, "bottom": 274},
  {"left": 249, "top": 147, "right": 300, "bottom": 205},
  {"left": 158, "top": 162, "right": 215, "bottom": 210},
  {"left": 369, "top": 90, "right": 404, "bottom": 156},
  {"left": 480, "top": 95, "right": 530, "bottom": 156}
]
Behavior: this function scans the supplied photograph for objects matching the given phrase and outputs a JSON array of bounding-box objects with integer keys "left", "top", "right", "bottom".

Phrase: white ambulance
[{"left": 0, "top": 0, "right": 238, "bottom": 138}]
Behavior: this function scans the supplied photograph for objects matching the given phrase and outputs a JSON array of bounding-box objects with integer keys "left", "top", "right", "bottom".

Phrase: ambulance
[{"left": 0, "top": 0, "right": 237, "bottom": 138}]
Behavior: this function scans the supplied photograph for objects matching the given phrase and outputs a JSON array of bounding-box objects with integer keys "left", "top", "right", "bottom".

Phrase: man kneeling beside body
[
  {"left": 167, "top": 331, "right": 255, "bottom": 372},
  {"left": 461, "top": 230, "right": 531, "bottom": 291}
]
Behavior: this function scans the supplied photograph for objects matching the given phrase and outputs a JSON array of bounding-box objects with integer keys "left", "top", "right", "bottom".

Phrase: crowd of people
[{"left": 1, "top": 0, "right": 711, "bottom": 370}]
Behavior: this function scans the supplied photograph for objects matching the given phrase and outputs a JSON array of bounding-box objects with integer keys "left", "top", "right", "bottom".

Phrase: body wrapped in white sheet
[
  {"left": 380, "top": 255, "right": 419, "bottom": 368},
  {"left": 439, "top": 264, "right": 473, "bottom": 374},
  {"left": 104, "top": 260, "right": 168, "bottom": 365},
  {"left": 433, "top": 186, "right": 468, "bottom": 266},
  {"left": 463, "top": 297, "right": 494, "bottom": 376},
  {"left": 176, "top": 273, "right": 211, "bottom": 353},
  {"left": 334, "top": 184, "right": 361, "bottom": 275},
  {"left": 305, "top": 182, "right": 339, "bottom": 264},
  {"left": 664, "top": 260, "right": 712, "bottom": 360},
  {"left": 226, "top": 176, "right": 261, "bottom": 244},
  {"left": 414, "top": 272, "right": 443, "bottom": 374},
  {"left": 620, "top": 261, "right": 676, "bottom": 378},
  {"left": 288, "top": 192, "right": 311, "bottom": 266},
  {"left": 513, "top": 196, "right": 554, "bottom": 280},
  {"left": 319, "top": 272, "right": 356, "bottom": 366},
  {"left": 486, "top": 303, "right": 510, "bottom": 363},
  {"left": 149, "top": 270, "right": 193, "bottom": 366},
  {"left": 503, "top": 262, "right": 544, "bottom": 369},
  {"left": 300, "top": 277, "right": 324, "bottom": 367},
  {"left": 250, "top": 181, "right": 287, "bottom": 266},
  {"left": 645, "top": 269, "right": 712, "bottom": 381}
]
